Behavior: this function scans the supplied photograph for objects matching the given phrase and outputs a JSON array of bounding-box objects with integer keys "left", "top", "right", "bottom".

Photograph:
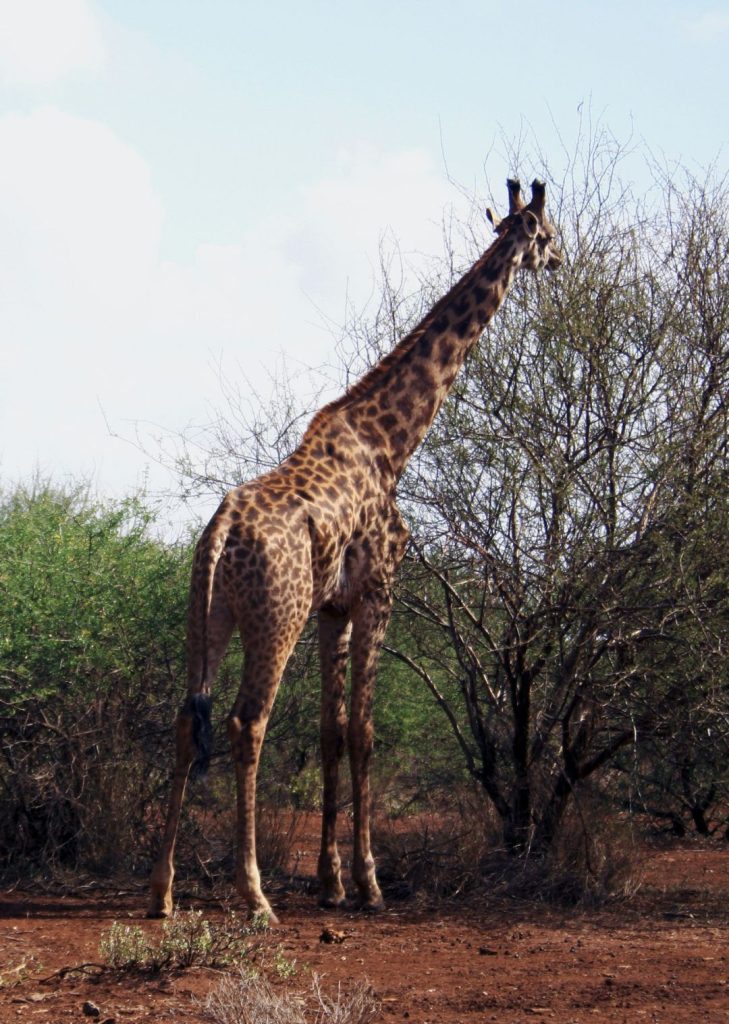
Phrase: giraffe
[{"left": 148, "top": 178, "right": 561, "bottom": 923}]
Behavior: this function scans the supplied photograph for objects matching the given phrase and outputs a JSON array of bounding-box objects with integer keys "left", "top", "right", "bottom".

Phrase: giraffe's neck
[{"left": 332, "top": 229, "right": 525, "bottom": 480}]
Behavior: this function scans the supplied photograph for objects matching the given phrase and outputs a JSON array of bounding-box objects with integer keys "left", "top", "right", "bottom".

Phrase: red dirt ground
[{"left": 2, "top": 841, "right": 729, "bottom": 1023}]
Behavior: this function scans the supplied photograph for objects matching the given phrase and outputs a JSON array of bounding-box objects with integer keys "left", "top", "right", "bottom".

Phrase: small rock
[
  {"left": 83, "top": 1000, "right": 101, "bottom": 1018},
  {"left": 319, "top": 926, "right": 346, "bottom": 944},
  {"left": 478, "top": 946, "right": 498, "bottom": 956}
]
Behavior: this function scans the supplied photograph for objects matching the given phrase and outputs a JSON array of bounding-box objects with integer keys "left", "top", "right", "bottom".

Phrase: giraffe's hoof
[
  {"left": 146, "top": 893, "right": 173, "bottom": 918},
  {"left": 319, "top": 894, "right": 347, "bottom": 910},
  {"left": 357, "top": 895, "right": 385, "bottom": 914},
  {"left": 318, "top": 881, "right": 347, "bottom": 909}
]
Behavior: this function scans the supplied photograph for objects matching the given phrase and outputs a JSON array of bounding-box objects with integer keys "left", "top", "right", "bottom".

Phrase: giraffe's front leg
[
  {"left": 228, "top": 617, "right": 307, "bottom": 926},
  {"left": 317, "top": 608, "right": 352, "bottom": 907},
  {"left": 348, "top": 591, "right": 393, "bottom": 912}
]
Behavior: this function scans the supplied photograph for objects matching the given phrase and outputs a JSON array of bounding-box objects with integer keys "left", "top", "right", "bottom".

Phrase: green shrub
[
  {"left": 99, "top": 909, "right": 265, "bottom": 973},
  {"left": 0, "top": 482, "right": 191, "bottom": 873}
]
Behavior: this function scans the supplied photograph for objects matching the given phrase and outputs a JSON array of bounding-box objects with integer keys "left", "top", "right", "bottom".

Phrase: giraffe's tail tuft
[{"left": 186, "top": 693, "right": 213, "bottom": 779}]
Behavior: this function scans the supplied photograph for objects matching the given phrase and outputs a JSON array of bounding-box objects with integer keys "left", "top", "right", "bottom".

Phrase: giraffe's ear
[
  {"left": 486, "top": 207, "right": 501, "bottom": 232},
  {"left": 522, "top": 210, "right": 539, "bottom": 238}
]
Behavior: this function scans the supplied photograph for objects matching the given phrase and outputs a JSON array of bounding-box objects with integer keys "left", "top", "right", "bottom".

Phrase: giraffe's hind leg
[
  {"left": 316, "top": 607, "right": 352, "bottom": 907},
  {"left": 148, "top": 699, "right": 203, "bottom": 918},
  {"left": 148, "top": 599, "right": 234, "bottom": 918},
  {"left": 228, "top": 614, "right": 308, "bottom": 923}
]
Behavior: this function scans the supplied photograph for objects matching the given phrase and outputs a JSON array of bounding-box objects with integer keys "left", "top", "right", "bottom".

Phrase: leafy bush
[
  {"left": 0, "top": 482, "right": 191, "bottom": 873},
  {"left": 99, "top": 909, "right": 265, "bottom": 973}
]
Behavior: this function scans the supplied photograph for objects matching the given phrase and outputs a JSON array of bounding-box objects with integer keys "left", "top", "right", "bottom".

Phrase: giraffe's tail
[
  {"left": 187, "top": 693, "right": 213, "bottom": 779},
  {"left": 184, "top": 511, "right": 230, "bottom": 780}
]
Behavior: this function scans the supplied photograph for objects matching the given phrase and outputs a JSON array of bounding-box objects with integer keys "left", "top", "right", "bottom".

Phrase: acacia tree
[{"left": 370, "top": 149, "right": 729, "bottom": 854}]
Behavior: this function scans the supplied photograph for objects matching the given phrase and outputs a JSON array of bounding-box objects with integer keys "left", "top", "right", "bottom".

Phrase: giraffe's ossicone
[{"left": 148, "top": 178, "right": 561, "bottom": 922}]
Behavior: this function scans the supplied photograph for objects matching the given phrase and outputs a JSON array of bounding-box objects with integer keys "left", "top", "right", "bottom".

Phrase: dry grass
[
  {"left": 503, "top": 807, "right": 644, "bottom": 907},
  {"left": 203, "top": 971, "right": 379, "bottom": 1024},
  {"left": 374, "top": 790, "right": 644, "bottom": 907},
  {"left": 309, "top": 975, "right": 380, "bottom": 1024},
  {"left": 256, "top": 804, "right": 302, "bottom": 877},
  {"left": 373, "top": 789, "right": 499, "bottom": 899},
  {"left": 204, "top": 971, "right": 305, "bottom": 1024}
]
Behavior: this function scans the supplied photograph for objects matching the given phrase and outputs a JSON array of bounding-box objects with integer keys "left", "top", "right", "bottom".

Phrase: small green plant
[
  {"left": 99, "top": 922, "right": 152, "bottom": 970},
  {"left": 100, "top": 909, "right": 263, "bottom": 974},
  {"left": 0, "top": 958, "right": 39, "bottom": 989},
  {"left": 271, "top": 946, "right": 297, "bottom": 980},
  {"left": 248, "top": 910, "right": 273, "bottom": 934}
]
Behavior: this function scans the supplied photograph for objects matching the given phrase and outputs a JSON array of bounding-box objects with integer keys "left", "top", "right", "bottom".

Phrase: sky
[{"left": 1, "top": 0, "right": 727, "bottom": 526}]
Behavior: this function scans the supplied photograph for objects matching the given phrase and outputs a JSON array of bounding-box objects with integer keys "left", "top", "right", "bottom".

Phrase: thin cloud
[
  {"left": 0, "top": 0, "right": 105, "bottom": 85},
  {"left": 0, "top": 106, "right": 161, "bottom": 320},
  {"left": 685, "top": 10, "right": 729, "bottom": 41},
  {"left": 0, "top": 110, "right": 459, "bottom": 497}
]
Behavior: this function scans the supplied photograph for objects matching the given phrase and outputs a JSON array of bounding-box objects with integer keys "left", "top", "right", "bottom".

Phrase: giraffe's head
[{"left": 487, "top": 179, "right": 562, "bottom": 273}]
